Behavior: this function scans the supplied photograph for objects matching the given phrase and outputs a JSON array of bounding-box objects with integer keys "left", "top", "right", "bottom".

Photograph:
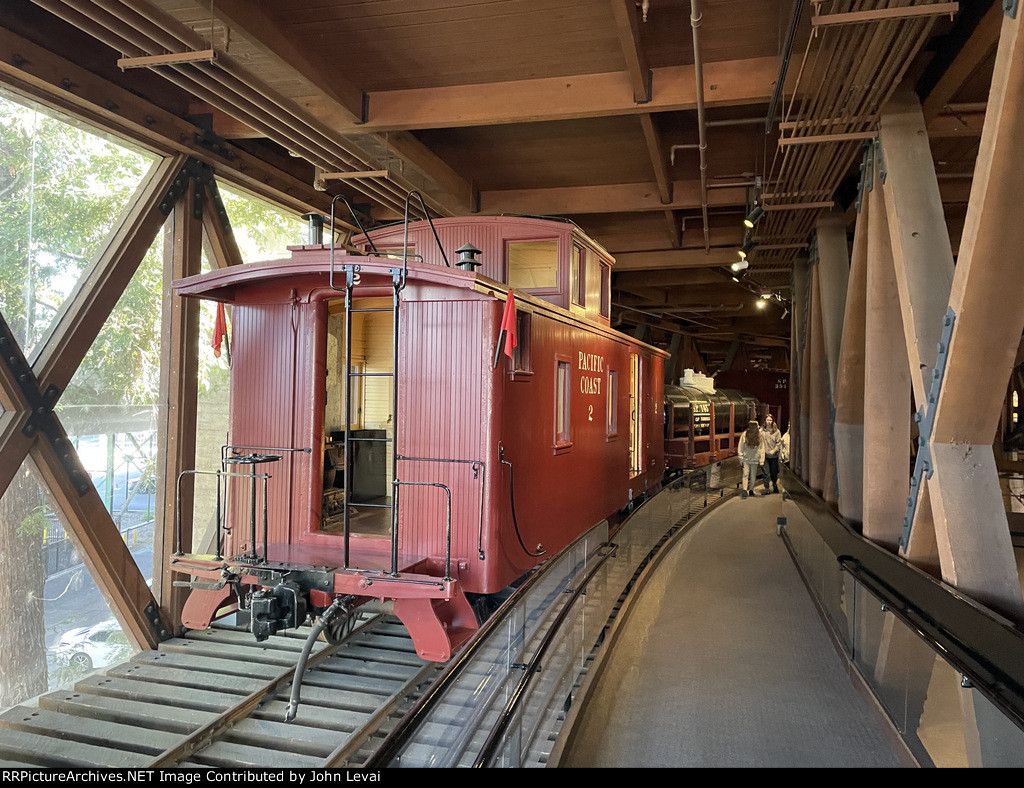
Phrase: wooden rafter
[
  {"left": 610, "top": 0, "right": 651, "bottom": 104},
  {"left": 480, "top": 181, "right": 746, "bottom": 216},
  {"left": 199, "top": 0, "right": 366, "bottom": 124},
  {"left": 354, "top": 57, "right": 779, "bottom": 132}
]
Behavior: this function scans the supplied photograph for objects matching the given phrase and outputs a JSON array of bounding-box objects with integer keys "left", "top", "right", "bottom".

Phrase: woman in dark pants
[{"left": 760, "top": 415, "right": 783, "bottom": 493}]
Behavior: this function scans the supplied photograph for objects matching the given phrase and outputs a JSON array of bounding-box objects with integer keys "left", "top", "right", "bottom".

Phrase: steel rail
[{"left": 146, "top": 612, "right": 390, "bottom": 767}]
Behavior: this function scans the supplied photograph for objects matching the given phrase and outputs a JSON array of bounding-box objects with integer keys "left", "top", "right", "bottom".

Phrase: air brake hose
[
  {"left": 500, "top": 446, "right": 546, "bottom": 558},
  {"left": 285, "top": 597, "right": 343, "bottom": 723}
]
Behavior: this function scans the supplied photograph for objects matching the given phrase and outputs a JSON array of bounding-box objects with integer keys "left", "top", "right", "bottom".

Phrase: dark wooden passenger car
[{"left": 170, "top": 216, "right": 667, "bottom": 661}]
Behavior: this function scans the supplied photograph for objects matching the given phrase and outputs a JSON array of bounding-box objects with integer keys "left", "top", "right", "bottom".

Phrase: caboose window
[
  {"left": 607, "top": 369, "right": 618, "bottom": 438},
  {"left": 512, "top": 311, "right": 532, "bottom": 375},
  {"left": 629, "top": 353, "right": 642, "bottom": 475},
  {"left": 556, "top": 358, "right": 572, "bottom": 448},
  {"left": 571, "top": 245, "right": 586, "bottom": 306},
  {"left": 600, "top": 262, "right": 611, "bottom": 317},
  {"left": 507, "top": 239, "right": 558, "bottom": 290}
]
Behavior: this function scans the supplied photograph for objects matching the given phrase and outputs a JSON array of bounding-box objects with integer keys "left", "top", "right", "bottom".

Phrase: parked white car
[{"left": 53, "top": 619, "right": 131, "bottom": 671}]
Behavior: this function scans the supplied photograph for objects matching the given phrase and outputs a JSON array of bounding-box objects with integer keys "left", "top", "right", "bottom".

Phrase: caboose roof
[{"left": 174, "top": 249, "right": 667, "bottom": 358}]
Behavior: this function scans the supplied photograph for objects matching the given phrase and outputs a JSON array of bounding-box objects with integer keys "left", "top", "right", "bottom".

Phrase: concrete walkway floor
[{"left": 559, "top": 489, "right": 905, "bottom": 768}]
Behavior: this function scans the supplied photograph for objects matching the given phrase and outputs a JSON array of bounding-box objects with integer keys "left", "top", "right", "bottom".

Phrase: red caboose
[{"left": 170, "top": 215, "right": 666, "bottom": 661}]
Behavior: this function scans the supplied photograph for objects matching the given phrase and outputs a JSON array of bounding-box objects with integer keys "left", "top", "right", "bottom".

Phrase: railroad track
[{"left": 0, "top": 613, "right": 441, "bottom": 768}]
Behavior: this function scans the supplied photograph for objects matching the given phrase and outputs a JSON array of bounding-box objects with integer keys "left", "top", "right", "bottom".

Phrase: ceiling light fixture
[
  {"left": 730, "top": 259, "right": 749, "bottom": 272},
  {"left": 743, "top": 205, "right": 764, "bottom": 228}
]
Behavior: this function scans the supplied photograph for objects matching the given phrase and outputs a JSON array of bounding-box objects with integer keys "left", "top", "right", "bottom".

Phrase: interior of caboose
[{"left": 321, "top": 297, "right": 394, "bottom": 539}]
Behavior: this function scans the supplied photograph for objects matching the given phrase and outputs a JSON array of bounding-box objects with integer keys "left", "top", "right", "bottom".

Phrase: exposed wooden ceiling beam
[
  {"left": 639, "top": 114, "right": 672, "bottom": 204},
  {"left": 614, "top": 269, "right": 734, "bottom": 289},
  {"left": 328, "top": 57, "right": 779, "bottom": 132},
  {"left": 601, "top": 224, "right": 745, "bottom": 254},
  {"left": 610, "top": 0, "right": 651, "bottom": 104},
  {"left": 201, "top": 0, "right": 366, "bottom": 124},
  {"left": 613, "top": 248, "right": 743, "bottom": 270},
  {"left": 480, "top": 181, "right": 746, "bottom": 216},
  {"left": 921, "top": 1, "right": 1002, "bottom": 122}
]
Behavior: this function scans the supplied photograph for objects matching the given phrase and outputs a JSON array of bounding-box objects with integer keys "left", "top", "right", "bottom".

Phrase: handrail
[
  {"left": 363, "top": 522, "right": 617, "bottom": 767},
  {"left": 783, "top": 467, "right": 1024, "bottom": 735},
  {"left": 330, "top": 194, "right": 379, "bottom": 290},
  {"left": 838, "top": 555, "right": 1024, "bottom": 732},
  {"left": 402, "top": 190, "right": 450, "bottom": 284}
]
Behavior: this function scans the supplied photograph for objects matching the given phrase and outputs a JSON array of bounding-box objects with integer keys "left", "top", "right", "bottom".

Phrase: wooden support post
[
  {"left": 862, "top": 165, "right": 910, "bottom": 550},
  {"left": 879, "top": 86, "right": 956, "bottom": 405},
  {"left": 833, "top": 188, "right": 869, "bottom": 524},
  {"left": 201, "top": 179, "right": 244, "bottom": 270},
  {"left": 816, "top": 209, "right": 851, "bottom": 395},
  {"left": 926, "top": 7, "right": 1024, "bottom": 627},
  {"left": 0, "top": 315, "right": 166, "bottom": 652},
  {"left": 792, "top": 258, "right": 809, "bottom": 478},
  {"left": 807, "top": 266, "right": 830, "bottom": 496},
  {"left": 154, "top": 179, "right": 203, "bottom": 629},
  {"left": 33, "top": 155, "right": 189, "bottom": 392}
]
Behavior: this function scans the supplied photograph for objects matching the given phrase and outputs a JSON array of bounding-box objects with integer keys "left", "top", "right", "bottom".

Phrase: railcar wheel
[{"left": 69, "top": 652, "right": 92, "bottom": 671}]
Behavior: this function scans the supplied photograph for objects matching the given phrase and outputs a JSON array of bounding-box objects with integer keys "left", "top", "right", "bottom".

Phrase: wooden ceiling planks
[{"left": 1, "top": 0, "right": 994, "bottom": 366}]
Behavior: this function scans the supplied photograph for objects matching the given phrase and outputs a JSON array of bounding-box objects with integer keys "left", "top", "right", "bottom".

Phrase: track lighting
[
  {"left": 740, "top": 239, "right": 757, "bottom": 257},
  {"left": 743, "top": 205, "right": 764, "bottom": 229},
  {"left": 730, "top": 259, "right": 749, "bottom": 272}
]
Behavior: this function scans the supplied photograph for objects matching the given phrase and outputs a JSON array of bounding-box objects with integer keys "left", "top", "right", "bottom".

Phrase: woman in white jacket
[{"left": 738, "top": 421, "right": 765, "bottom": 498}]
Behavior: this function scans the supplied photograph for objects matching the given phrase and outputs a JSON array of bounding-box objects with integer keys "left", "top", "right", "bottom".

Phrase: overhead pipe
[{"left": 689, "top": 0, "right": 710, "bottom": 254}]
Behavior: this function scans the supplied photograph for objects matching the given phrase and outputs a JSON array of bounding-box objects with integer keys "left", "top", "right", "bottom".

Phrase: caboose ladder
[
  {"left": 338, "top": 264, "right": 477, "bottom": 661},
  {"left": 340, "top": 265, "right": 401, "bottom": 572}
]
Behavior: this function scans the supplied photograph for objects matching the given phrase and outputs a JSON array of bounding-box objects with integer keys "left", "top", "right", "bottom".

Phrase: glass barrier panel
[{"left": 382, "top": 471, "right": 723, "bottom": 767}]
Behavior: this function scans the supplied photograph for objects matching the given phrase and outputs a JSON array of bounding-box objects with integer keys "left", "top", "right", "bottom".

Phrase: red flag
[
  {"left": 500, "top": 290, "right": 517, "bottom": 358},
  {"left": 211, "top": 301, "right": 228, "bottom": 358}
]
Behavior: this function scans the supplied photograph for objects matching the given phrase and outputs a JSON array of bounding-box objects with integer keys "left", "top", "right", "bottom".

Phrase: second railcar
[{"left": 664, "top": 372, "right": 760, "bottom": 469}]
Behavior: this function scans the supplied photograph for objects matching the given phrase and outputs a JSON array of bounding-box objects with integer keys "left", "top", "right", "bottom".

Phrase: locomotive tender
[{"left": 170, "top": 215, "right": 671, "bottom": 661}]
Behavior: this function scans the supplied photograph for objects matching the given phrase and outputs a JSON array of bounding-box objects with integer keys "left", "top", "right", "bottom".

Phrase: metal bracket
[
  {"left": 158, "top": 161, "right": 192, "bottom": 215},
  {"left": 192, "top": 128, "right": 234, "bottom": 161},
  {"left": 900, "top": 307, "right": 956, "bottom": 551},
  {"left": 143, "top": 601, "right": 171, "bottom": 642},
  {"left": 0, "top": 313, "right": 92, "bottom": 496},
  {"left": 205, "top": 176, "right": 233, "bottom": 234},
  {"left": 856, "top": 142, "right": 874, "bottom": 212},
  {"left": 875, "top": 138, "right": 887, "bottom": 185},
  {"left": 1004, "top": 0, "right": 1018, "bottom": 19},
  {"left": 191, "top": 164, "right": 205, "bottom": 222}
]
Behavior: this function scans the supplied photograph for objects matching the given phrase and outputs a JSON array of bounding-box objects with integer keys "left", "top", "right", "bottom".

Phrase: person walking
[
  {"left": 761, "top": 415, "right": 783, "bottom": 494},
  {"left": 781, "top": 423, "right": 791, "bottom": 466},
  {"left": 738, "top": 420, "right": 765, "bottom": 498}
]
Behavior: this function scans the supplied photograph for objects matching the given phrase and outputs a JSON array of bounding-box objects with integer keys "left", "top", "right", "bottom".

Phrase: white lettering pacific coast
[{"left": 578, "top": 352, "right": 604, "bottom": 396}]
